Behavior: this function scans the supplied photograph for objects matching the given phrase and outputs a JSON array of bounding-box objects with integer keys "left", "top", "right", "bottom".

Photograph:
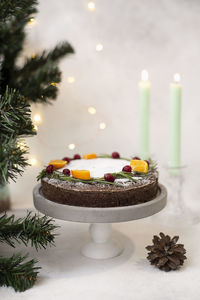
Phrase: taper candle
[
  {"left": 169, "top": 73, "right": 182, "bottom": 168},
  {"left": 139, "top": 70, "right": 150, "bottom": 160}
]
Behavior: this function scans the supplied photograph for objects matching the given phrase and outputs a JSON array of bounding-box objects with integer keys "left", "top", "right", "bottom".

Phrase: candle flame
[
  {"left": 141, "top": 70, "right": 149, "bottom": 81},
  {"left": 174, "top": 73, "right": 181, "bottom": 83}
]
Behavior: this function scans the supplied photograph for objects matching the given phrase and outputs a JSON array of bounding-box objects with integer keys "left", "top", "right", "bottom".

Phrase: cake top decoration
[{"left": 37, "top": 152, "right": 157, "bottom": 187}]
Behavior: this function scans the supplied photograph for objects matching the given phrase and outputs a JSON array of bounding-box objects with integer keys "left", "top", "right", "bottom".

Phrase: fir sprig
[
  {"left": 0, "top": 88, "right": 36, "bottom": 185},
  {"left": 0, "top": 88, "right": 35, "bottom": 139},
  {"left": 0, "top": 254, "right": 40, "bottom": 292},
  {"left": 0, "top": 137, "right": 30, "bottom": 185},
  {"left": 0, "top": 212, "right": 58, "bottom": 250}
]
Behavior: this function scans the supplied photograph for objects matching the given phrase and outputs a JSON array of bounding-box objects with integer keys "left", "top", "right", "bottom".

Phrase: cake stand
[{"left": 33, "top": 183, "right": 167, "bottom": 259}]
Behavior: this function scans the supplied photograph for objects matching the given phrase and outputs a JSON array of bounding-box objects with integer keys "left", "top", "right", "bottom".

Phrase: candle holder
[{"left": 158, "top": 165, "right": 200, "bottom": 226}]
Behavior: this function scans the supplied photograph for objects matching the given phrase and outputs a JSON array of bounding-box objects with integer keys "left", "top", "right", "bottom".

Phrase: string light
[
  {"left": 68, "top": 143, "right": 76, "bottom": 150},
  {"left": 17, "top": 140, "right": 27, "bottom": 151},
  {"left": 33, "top": 114, "right": 41, "bottom": 124},
  {"left": 96, "top": 43, "right": 103, "bottom": 52},
  {"left": 88, "top": 1, "right": 96, "bottom": 11},
  {"left": 28, "top": 17, "right": 35, "bottom": 25},
  {"left": 67, "top": 76, "right": 75, "bottom": 83},
  {"left": 88, "top": 107, "right": 96, "bottom": 115},
  {"left": 99, "top": 122, "right": 106, "bottom": 130},
  {"left": 33, "top": 124, "right": 38, "bottom": 132},
  {"left": 29, "top": 157, "right": 37, "bottom": 166}
]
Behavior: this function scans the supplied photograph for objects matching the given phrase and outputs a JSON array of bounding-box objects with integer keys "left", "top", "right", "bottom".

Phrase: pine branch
[
  {"left": 0, "top": 88, "right": 36, "bottom": 185},
  {"left": 0, "top": 253, "right": 40, "bottom": 292},
  {"left": 0, "top": 212, "right": 58, "bottom": 250},
  {"left": 0, "top": 138, "right": 30, "bottom": 184},
  {"left": 0, "top": 88, "right": 36, "bottom": 139},
  {"left": 15, "top": 42, "right": 74, "bottom": 103}
]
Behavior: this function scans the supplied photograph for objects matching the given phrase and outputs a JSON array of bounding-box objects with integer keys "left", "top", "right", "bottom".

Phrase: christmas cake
[{"left": 37, "top": 152, "right": 158, "bottom": 207}]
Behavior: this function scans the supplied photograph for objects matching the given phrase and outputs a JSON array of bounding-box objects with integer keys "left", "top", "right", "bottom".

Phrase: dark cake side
[{"left": 41, "top": 175, "right": 158, "bottom": 207}]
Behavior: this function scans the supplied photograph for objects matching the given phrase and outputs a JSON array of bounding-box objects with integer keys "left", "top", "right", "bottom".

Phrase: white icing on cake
[{"left": 59, "top": 158, "right": 131, "bottom": 178}]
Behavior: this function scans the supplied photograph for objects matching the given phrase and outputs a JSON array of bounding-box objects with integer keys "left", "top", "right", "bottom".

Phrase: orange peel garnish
[
  {"left": 83, "top": 153, "right": 97, "bottom": 159},
  {"left": 130, "top": 160, "right": 148, "bottom": 173},
  {"left": 49, "top": 160, "right": 67, "bottom": 169},
  {"left": 71, "top": 170, "right": 91, "bottom": 180}
]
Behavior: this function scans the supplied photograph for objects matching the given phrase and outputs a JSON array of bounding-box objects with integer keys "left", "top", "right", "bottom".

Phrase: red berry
[
  {"left": 63, "top": 168, "right": 70, "bottom": 176},
  {"left": 145, "top": 160, "right": 149, "bottom": 167},
  {"left": 73, "top": 154, "right": 81, "bottom": 160},
  {"left": 112, "top": 152, "right": 120, "bottom": 159},
  {"left": 132, "top": 156, "right": 140, "bottom": 160},
  {"left": 122, "top": 165, "right": 132, "bottom": 172},
  {"left": 104, "top": 173, "right": 115, "bottom": 182},
  {"left": 46, "top": 165, "right": 54, "bottom": 174},
  {"left": 62, "top": 157, "right": 71, "bottom": 163}
]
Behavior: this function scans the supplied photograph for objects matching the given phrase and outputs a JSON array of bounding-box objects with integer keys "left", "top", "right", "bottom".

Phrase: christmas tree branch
[
  {"left": 0, "top": 253, "right": 40, "bottom": 292},
  {"left": 0, "top": 138, "right": 30, "bottom": 184},
  {"left": 0, "top": 88, "right": 36, "bottom": 139},
  {"left": 15, "top": 42, "right": 74, "bottom": 103},
  {"left": 0, "top": 212, "right": 58, "bottom": 250},
  {"left": 0, "top": 88, "right": 36, "bottom": 185}
]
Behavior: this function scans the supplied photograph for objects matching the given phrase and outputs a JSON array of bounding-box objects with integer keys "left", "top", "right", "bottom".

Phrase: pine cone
[{"left": 146, "top": 232, "right": 187, "bottom": 272}]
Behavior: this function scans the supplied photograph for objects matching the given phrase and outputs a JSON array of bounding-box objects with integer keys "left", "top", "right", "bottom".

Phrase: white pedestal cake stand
[{"left": 33, "top": 183, "right": 167, "bottom": 259}]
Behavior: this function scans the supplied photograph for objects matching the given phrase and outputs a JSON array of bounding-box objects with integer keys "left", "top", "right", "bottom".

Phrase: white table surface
[{"left": 1, "top": 208, "right": 200, "bottom": 300}]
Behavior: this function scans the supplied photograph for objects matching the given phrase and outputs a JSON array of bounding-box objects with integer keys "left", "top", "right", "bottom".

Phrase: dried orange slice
[
  {"left": 71, "top": 170, "right": 91, "bottom": 180},
  {"left": 49, "top": 160, "right": 67, "bottom": 169},
  {"left": 83, "top": 153, "right": 97, "bottom": 159},
  {"left": 130, "top": 160, "right": 148, "bottom": 173}
]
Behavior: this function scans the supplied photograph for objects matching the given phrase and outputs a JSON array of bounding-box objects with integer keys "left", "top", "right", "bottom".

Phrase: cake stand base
[{"left": 81, "top": 223, "right": 122, "bottom": 259}]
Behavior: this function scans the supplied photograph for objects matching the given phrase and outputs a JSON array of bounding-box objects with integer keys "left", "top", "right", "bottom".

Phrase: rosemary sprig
[
  {"left": 118, "top": 172, "right": 138, "bottom": 182},
  {"left": 38, "top": 169, "right": 122, "bottom": 186}
]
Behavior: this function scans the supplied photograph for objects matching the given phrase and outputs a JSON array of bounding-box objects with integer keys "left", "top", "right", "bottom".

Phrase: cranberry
[
  {"left": 46, "top": 165, "right": 54, "bottom": 174},
  {"left": 145, "top": 160, "right": 149, "bottom": 167},
  {"left": 112, "top": 152, "right": 120, "bottom": 159},
  {"left": 104, "top": 173, "right": 115, "bottom": 182},
  {"left": 63, "top": 168, "right": 70, "bottom": 176},
  {"left": 122, "top": 165, "right": 132, "bottom": 172},
  {"left": 62, "top": 157, "right": 71, "bottom": 163},
  {"left": 132, "top": 156, "right": 140, "bottom": 160},
  {"left": 73, "top": 154, "right": 81, "bottom": 160}
]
